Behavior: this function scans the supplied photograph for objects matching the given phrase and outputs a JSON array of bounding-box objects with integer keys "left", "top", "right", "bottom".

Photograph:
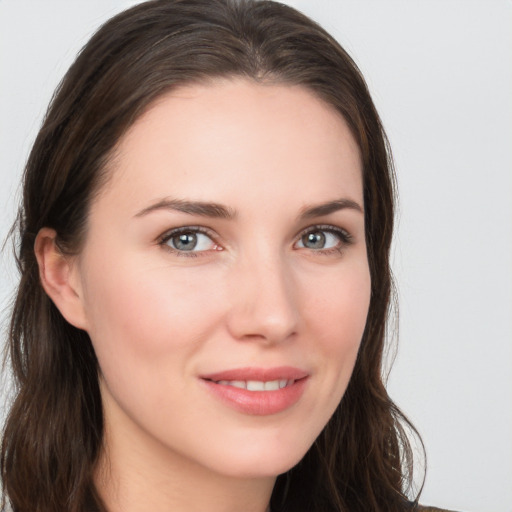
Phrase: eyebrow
[
  {"left": 134, "top": 197, "right": 363, "bottom": 220},
  {"left": 299, "top": 198, "right": 363, "bottom": 219},
  {"left": 134, "top": 198, "right": 236, "bottom": 219}
]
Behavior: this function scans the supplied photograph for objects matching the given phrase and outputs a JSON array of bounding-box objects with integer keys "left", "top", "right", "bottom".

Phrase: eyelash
[
  {"left": 157, "top": 224, "right": 354, "bottom": 258},
  {"left": 158, "top": 226, "right": 218, "bottom": 258},
  {"left": 297, "top": 224, "right": 354, "bottom": 255}
]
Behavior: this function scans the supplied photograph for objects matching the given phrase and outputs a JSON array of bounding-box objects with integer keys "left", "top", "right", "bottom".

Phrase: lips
[
  {"left": 200, "top": 366, "right": 309, "bottom": 415},
  {"left": 202, "top": 366, "right": 308, "bottom": 382}
]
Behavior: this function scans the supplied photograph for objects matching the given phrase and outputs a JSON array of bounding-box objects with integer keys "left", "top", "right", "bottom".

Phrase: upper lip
[{"left": 201, "top": 366, "right": 309, "bottom": 382}]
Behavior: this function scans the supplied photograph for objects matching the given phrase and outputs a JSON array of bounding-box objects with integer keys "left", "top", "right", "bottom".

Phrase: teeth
[
  {"left": 215, "top": 379, "right": 294, "bottom": 391},
  {"left": 246, "top": 380, "right": 265, "bottom": 391},
  {"left": 264, "top": 380, "right": 279, "bottom": 391}
]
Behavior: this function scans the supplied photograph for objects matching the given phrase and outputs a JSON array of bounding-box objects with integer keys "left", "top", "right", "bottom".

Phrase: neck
[
  {"left": 94, "top": 387, "right": 275, "bottom": 512},
  {"left": 95, "top": 458, "right": 274, "bottom": 512}
]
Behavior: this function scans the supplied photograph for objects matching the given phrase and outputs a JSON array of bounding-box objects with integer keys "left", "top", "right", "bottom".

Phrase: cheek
[
  {"left": 302, "top": 261, "right": 371, "bottom": 389},
  {"left": 305, "top": 260, "right": 370, "bottom": 340},
  {"left": 80, "top": 253, "right": 226, "bottom": 388}
]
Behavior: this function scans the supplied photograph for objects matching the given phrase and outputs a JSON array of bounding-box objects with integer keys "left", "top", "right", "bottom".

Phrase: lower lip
[{"left": 201, "top": 378, "right": 308, "bottom": 415}]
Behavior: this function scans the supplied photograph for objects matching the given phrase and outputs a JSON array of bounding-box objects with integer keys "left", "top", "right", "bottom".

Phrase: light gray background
[{"left": 1, "top": 1, "right": 511, "bottom": 511}]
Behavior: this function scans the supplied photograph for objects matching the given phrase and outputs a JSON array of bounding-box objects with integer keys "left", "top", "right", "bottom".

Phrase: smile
[
  {"left": 213, "top": 379, "right": 294, "bottom": 391},
  {"left": 200, "top": 367, "right": 309, "bottom": 415}
]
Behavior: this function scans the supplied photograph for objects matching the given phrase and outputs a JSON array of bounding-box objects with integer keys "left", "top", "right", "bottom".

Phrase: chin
[{"left": 204, "top": 432, "right": 315, "bottom": 479}]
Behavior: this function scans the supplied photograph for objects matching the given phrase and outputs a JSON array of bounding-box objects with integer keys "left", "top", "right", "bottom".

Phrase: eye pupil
[
  {"left": 172, "top": 232, "right": 197, "bottom": 251},
  {"left": 303, "top": 231, "right": 326, "bottom": 249}
]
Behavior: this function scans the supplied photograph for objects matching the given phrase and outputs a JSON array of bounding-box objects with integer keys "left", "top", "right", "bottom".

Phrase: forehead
[{"left": 97, "top": 79, "right": 363, "bottom": 213}]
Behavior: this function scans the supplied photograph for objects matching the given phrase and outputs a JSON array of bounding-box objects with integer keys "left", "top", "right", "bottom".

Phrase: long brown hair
[{"left": 1, "top": 1, "right": 423, "bottom": 511}]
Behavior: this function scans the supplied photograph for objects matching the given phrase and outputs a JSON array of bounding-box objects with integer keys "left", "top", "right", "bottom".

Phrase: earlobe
[{"left": 34, "top": 227, "right": 88, "bottom": 330}]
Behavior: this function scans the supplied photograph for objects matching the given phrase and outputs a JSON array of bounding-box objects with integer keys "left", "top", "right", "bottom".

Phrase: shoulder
[{"left": 418, "top": 506, "right": 461, "bottom": 512}]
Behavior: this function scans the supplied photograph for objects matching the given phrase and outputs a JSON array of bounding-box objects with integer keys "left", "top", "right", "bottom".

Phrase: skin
[{"left": 37, "top": 79, "right": 371, "bottom": 512}]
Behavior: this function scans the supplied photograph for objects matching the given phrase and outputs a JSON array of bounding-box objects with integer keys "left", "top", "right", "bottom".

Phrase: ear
[{"left": 34, "top": 227, "right": 88, "bottom": 330}]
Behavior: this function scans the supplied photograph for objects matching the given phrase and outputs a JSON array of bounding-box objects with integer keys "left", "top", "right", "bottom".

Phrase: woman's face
[{"left": 72, "top": 79, "right": 370, "bottom": 478}]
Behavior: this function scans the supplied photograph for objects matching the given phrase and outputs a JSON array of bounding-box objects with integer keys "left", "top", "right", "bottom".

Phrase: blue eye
[
  {"left": 296, "top": 227, "right": 351, "bottom": 251},
  {"left": 162, "top": 228, "right": 217, "bottom": 253}
]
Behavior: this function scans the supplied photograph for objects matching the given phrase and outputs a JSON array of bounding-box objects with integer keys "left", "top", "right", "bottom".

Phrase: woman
[{"left": 1, "top": 1, "right": 455, "bottom": 511}]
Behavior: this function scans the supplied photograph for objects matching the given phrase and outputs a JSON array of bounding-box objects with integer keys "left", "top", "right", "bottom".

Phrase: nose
[{"left": 226, "top": 253, "right": 299, "bottom": 345}]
